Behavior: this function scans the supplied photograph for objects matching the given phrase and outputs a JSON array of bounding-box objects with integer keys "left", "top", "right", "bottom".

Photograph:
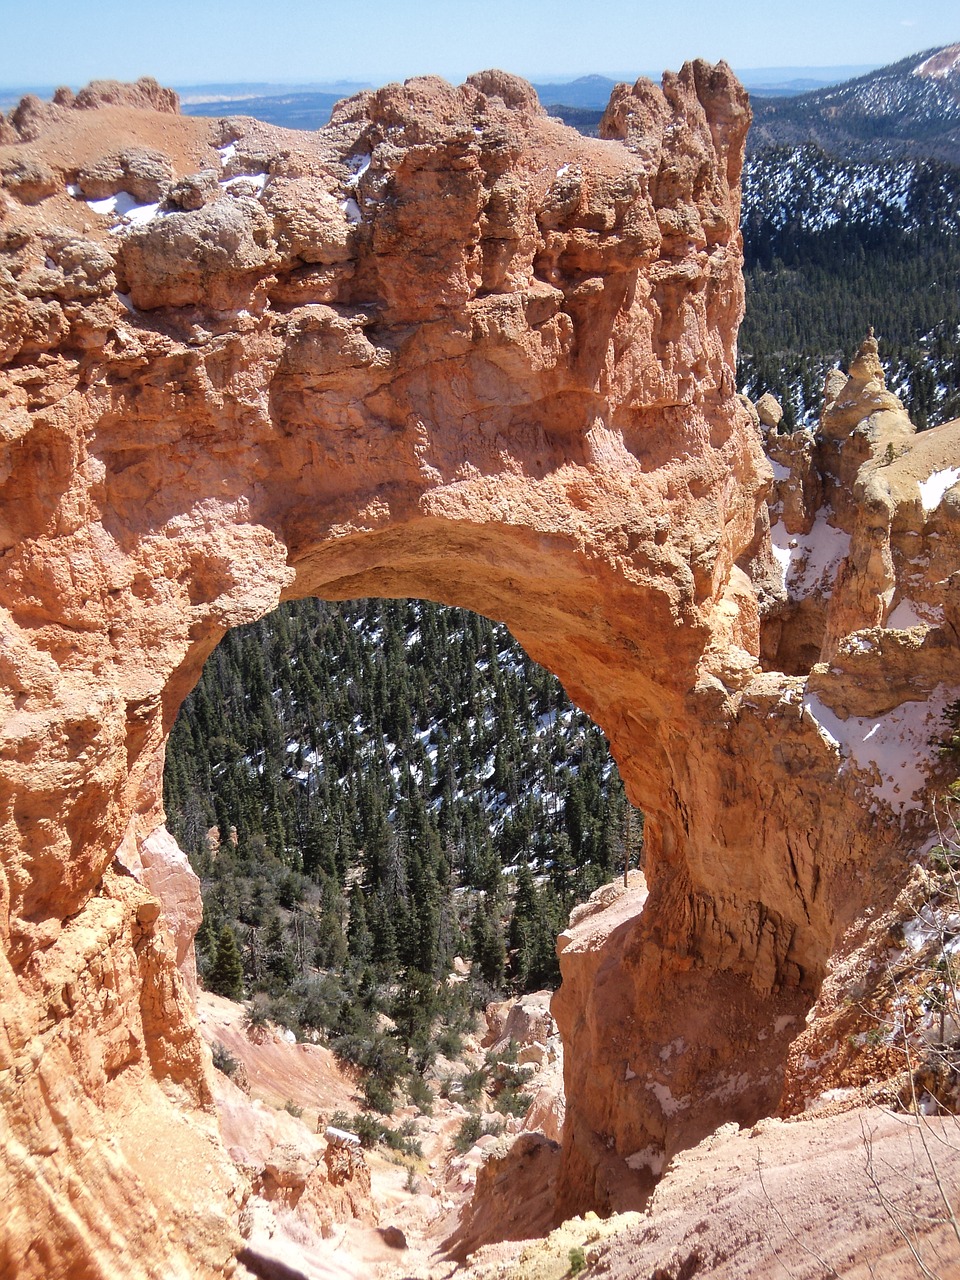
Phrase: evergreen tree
[
  {"left": 471, "top": 895, "right": 506, "bottom": 988},
  {"left": 346, "top": 883, "right": 373, "bottom": 963},
  {"left": 208, "top": 925, "right": 244, "bottom": 1000}
]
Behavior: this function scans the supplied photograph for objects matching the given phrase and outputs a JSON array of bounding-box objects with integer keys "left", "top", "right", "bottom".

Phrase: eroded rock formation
[
  {"left": 552, "top": 334, "right": 960, "bottom": 1219},
  {"left": 0, "top": 66, "right": 958, "bottom": 1274}
]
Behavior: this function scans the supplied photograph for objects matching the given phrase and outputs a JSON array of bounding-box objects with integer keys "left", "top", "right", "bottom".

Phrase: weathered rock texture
[
  {"left": 551, "top": 334, "right": 960, "bottom": 1221},
  {"left": 0, "top": 68, "right": 958, "bottom": 1274}
]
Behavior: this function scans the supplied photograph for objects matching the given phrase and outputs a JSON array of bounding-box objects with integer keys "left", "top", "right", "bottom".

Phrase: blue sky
[{"left": 2, "top": 0, "right": 957, "bottom": 88}]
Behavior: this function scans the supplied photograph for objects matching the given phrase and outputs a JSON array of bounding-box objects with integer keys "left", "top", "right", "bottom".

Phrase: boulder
[{"left": 755, "top": 391, "right": 783, "bottom": 430}]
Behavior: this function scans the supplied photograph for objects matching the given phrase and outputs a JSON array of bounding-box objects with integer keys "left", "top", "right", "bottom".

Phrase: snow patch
[
  {"left": 770, "top": 527, "right": 793, "bottom": 591},
  {"left": 769, "top": 457, "right": 791, "bottom": 482},
  {"left": 646, "top": 1080, "right": 686, "bottom": 1117},
  {"left": 220, "top": 172, "right": 268, "bottom": 194},
  {"left": 802, "top": 685, "right": 954, "bottom": 813},
  {"left": 88, "top": 190, "right": 162, "bottom": 229},
  {"left": 903, "top": 904, "right": 944, "bottom": 952},
  {"left": 340, "top": 197, "right": 362, "bottom": 224},
  {"left": 126, "top": 201, "right": 162, "bottom": 225},
  {"left": 913, "top": 47, "right": 960, "bottom": 80},
  {"left": 345, "top": 153, "right": 371, "bottom": 189},
  {"left": 769, "top": 514, "right": 849, "bottom": 599},
  {"left": 625, "top": 1146, "right": 665, "bottom": 1176},
  {"left": 325, "top": 1125, "right": 361, "bottom": 1146},
  {"left": 813, "top": 1086, "right": 858, "bottom": 1108},
  {"left": 886, "top": 598, "right": 942, "bottom": 629},
  {"left": 918, "top": 466, "right": 960, "bottom": 512},
  {"left": 86, "top": 193, "right": 123, "bottom": 215},
  {"left": 217, "top": 142, "right": 237, "bottom": 165},
  {"left": 802, "top": 695, "right": 842, "bottom": 752}
]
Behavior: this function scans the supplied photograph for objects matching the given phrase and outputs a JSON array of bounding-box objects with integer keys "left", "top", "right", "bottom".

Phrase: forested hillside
[
  {"left": 738, "top": 145, "right": 960, "bottom": 430},
  {"left": 165, "top": 598, "right": 639, "bottom": 1088},
  {"left": 748, "top": 44, "right": 960, "bottom": 163}
]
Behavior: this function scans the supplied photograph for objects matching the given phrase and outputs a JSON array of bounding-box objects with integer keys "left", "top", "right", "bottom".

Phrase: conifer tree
[
  {"left": 470, "top": 895, "right": 505, "bottom": 988},
  {"left": 208, "top": 925, "right": 244, "bottom": 1000}
]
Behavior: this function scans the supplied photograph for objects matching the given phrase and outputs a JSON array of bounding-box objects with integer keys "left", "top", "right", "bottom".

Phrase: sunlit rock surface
[{"left": 1, "top": 67, "right": 959, "bottom": 1275}]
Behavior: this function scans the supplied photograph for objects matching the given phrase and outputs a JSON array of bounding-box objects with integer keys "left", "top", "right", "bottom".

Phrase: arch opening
[{"left": 164, "top": 593, "right": 643, "bottom": 1016}]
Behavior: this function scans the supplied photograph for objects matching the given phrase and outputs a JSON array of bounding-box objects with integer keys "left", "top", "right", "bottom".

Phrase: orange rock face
[{"left": 1, "top": 68, "right": 958, "bottom": 1272}]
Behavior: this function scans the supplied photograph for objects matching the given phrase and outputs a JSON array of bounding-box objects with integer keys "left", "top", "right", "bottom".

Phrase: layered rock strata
[{"left": 0, "top": 66, "right": 958, "bottom": 1273}]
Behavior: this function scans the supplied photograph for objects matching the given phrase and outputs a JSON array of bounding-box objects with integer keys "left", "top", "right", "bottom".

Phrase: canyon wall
[{"left": 0, "top": 69, "right": 958, "bottom": 1272}]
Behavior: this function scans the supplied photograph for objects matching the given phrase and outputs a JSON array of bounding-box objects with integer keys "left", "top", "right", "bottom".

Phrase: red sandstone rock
[
  {"left": 0, "top": 69, "right": 959, "bottom": 1278},
  {"left": 73, "top": 77, "right": 180, "bottom": 114}
]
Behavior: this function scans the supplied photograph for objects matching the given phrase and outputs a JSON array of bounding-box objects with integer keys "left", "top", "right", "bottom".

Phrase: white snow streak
[
  {"left": 220, "top": 172, "right": 268, "bottom": 194},
  {"left": 625, "top": 1147, "right": 665, "bottom": 1175},
  {"left": 769, "top": 515, "right": 849, "bottom": 598},
  {"left": 918, "top": 466, "right": 960, "bottom": 512}
]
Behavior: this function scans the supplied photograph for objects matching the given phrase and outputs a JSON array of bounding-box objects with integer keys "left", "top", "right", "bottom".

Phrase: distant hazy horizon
[
  {"left": 1, "top": 0, "right": 956, "bottom": 91},
  {"left": 0, "top": 63, "right": 882, "bottom": 91}
]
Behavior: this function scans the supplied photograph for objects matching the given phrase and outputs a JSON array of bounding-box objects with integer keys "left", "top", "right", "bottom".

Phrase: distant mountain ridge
[
  {"left": 181, "top": 90, "right": 354, "bottom": 131},
  {"left": 749, "top": 43, "right": 960, "bottom": 162}
]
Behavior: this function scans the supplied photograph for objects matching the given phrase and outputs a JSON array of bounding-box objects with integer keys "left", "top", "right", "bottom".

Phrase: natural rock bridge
[{"left": 1, "top": 68, "right": 958, "bottom": 1275}]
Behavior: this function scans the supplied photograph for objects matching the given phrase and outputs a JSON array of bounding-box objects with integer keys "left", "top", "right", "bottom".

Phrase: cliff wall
[{"left": 0, "top": 68, "right": 958, "bottom": 1272}]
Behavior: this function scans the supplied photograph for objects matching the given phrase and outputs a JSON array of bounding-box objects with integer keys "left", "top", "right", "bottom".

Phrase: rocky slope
[
  {"left": 466, "top": 1105, "right": 960, "bottom": 1280},
  {"left": 0, "top": 67, "right": 958, "bottom": 1277},
  {"left": 192, "top": 987, "right": 565, "bottom": 1279},
  {"left": 548, "top": 330, "right": 960, "bottom": 1221}
]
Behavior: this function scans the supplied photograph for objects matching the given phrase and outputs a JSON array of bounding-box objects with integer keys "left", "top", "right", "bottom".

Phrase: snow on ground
[
  {"left": 220, "top": 172, "right": 268, "bottom": 194},
  {"left": 914, "top": 45, "right": 960, "bottom": 79},
  {"left": 770, "top": 530, "right": 792, "bottom": 590},
  {"left": 84, "top": 189, "right": 162, "bottom": 229},
  {"left": 886, "top": 597, "right": 943, "bottom": 628},
  {"left": 903, "top": 903, "right": 944, "bottom": 952},
  {"left": 769, "top": 515, "right": 850, "bottom": 598},
  {"left": 918, "top": 465, "right": 960, "bottom": 512},
  {"left": 625, "top": 1146, "right": 665, "bottom": 1175},
  {"left": 802, "top": 683, "right": 954, "bottom": 814},
  {"left": 646, "top": 1080, "right": 686, "bottom": 1118},
  {"left": 345, "top": 154, "right": 371, "bottom": 189}
]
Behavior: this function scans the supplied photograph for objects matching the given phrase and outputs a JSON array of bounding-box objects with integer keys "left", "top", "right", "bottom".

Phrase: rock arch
[{"left": 1, "top": 68, "right": 958, "bottom": 1274}]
